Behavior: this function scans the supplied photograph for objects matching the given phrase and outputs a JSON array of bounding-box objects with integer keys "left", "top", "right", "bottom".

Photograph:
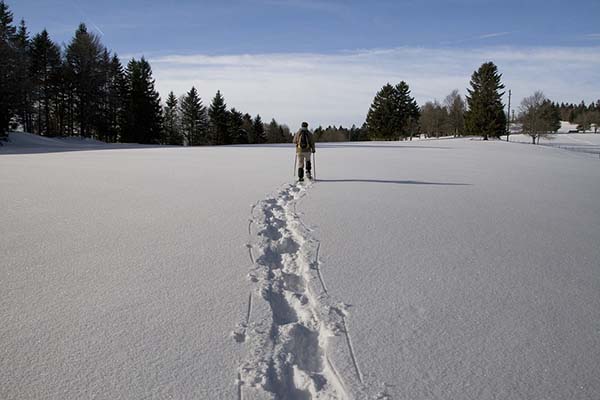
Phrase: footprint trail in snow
[{"left": 234, "top": 182, "right": 385, "bottom": 399}]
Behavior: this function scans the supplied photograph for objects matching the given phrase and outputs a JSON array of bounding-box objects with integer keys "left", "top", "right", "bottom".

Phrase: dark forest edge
[{"left": 1, "top": 1, "right": 599, "bottom": 147}]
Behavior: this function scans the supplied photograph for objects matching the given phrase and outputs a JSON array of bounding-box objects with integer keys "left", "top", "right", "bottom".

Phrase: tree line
[
  {"left": 365, "top": 62, "right": 507, "bottom": 141},
  {"left": 2, "top": 1, "right": 599, "bottom": 145},
  {"left": 365, "top": 61, "right": 600, "bottom": 143},
  {"left": 0, "top": 1, "right": 291, "bottom": 145}
]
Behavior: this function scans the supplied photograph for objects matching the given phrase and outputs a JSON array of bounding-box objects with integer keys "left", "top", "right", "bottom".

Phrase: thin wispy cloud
[
  {"left": 150, "top": 46, "right": 600, "bottom": 129},
  {"left": 583, "top": 33, "right": 600, "bottom": 39},
  {"left": 71, "top": 0, "right": 104, "bottom": 36},
  {"left": 441, "top": 31, "right": 515, "bottom": 45},
  {"left": 260, "top": 0, "right": 347, "bottom": 13},
  {"left": 478, "top": 32, "right": 513, "bottom": 39}
]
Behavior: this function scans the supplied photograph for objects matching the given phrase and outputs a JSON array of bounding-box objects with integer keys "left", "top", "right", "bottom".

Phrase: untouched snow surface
[
  {"left": 1, "top": 137, "right": 600, "bottom": 399},
  {"left": 504, "top": 133, "right": 600, "bottom": 157}
]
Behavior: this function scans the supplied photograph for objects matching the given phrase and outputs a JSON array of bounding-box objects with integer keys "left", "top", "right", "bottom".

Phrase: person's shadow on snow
[{"left": 315, "top": 179, "right": 470, "bottom": 186}]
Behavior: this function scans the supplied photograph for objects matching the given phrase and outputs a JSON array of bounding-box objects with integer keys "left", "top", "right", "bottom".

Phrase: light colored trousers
[{"left": 297, "top": 152, "right": 312, "bottom": 169}]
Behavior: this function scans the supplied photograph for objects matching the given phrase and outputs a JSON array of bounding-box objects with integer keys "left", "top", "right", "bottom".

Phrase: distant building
[
  {"left": 557, "top": 121, "right": 580, "bottom": 134},
  {"left": 508, "top": 122, "right": 522, "bottom": 134}
]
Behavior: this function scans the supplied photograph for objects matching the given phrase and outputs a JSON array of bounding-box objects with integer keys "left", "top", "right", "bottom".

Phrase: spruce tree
[
  {"left": 208, "top": 90, "right": 229, "bottom": 145},
  {"left": 65, "top": 23, "right": 105, "bottom": 137},
  {"left": 163, "top": 91, "right": 182, "bottom": 145},
  {"left": 366, "top": 81, "right": 419, "bottom": 140},
  {"left": 122, "top": 58, "right": 162, "bottom": 144},
  {"left": 266, "top": 118, "right": 280, "bottom": 143},
  {"left": 366, "top": 84, "right": 397, "bottom": 139},
  {"left": 14, "top": 19, "right": 33, "bottom": 133},
  {"left": 241, "top": 113, "right": 253, "bottom": 143},
  {"left": 252, "top": 114, "right": 266, "bottom": 143},
  {"left": 465, "top": 62, "right": 506, "bottom": 140},
  {"left": 228, "top": 108, "right": 246, "bottom": 144},
  {"left": 180, "top": 86, "right": 208, "bottom": 146},
  {"left": 0, "top": 0, "right": 17, "bottom": 136},
  {"left": 105, "top": 54, "right": 125, "bottom": 143},
  {"left": 394, "top": 81, "right": 420, "bottom": 139},
  {"left": 29, "top": 30, "right": 62, "bottom": 136}
]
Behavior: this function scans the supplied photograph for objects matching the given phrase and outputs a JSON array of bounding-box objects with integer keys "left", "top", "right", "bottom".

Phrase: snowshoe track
[{"left": 235, "top": 182, "right": 381, "bottom": 399}]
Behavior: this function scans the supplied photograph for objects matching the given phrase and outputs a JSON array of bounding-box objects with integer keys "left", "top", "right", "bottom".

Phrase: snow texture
[
  {"left": 505, "top": 133, "right": 600, "bottom": 157},
  {"left": 1, "top": 134, "right": 600, "bottom": 399}
]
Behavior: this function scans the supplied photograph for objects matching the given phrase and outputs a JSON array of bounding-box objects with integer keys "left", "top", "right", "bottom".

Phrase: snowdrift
[{"left": 0, "top": 132, "right": 151, "bottom": 154}]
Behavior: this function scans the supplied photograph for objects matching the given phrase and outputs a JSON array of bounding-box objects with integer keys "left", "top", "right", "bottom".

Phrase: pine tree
[
  {"left": 122, "top": 58, "right": 163, "bottom": 144},
  {"left": 208, "top": 90, "right": 229, "bottom": 145},
  {"left": 228, "top": 108, "right": 246, "bottom": 144},
  {"left": 0, "top": 0, "right": 17, "bottom": 136},
  {"left": 465, "top": 62, "right": 506, "bottom": 140},
  {"left": 242, "top": 113, "right": 254, "bottom": 143},
  {"left": 394, "top": 81, "right": 420, "bottom": 139},
  {"left": 65, "top": 23, "right": 105, "bottom": 137},
  {"left": 266, "top": 118, "right": 282, "bottom": 143},
  {"left": 105, "top": 54, "right": 125, "bottom": 142},
  {"left": 29, "top": 30, "right": 62, "bottom": 136},
  {"left": 163, "top": 91, "right": 182, "bottom": 145},
  {"left": 94, "top": 48, "right": 111, "bottom": 141},
  {"left": 366, "top": 82, "right": 419, "bottom": 140},
  {"left": 252, "top": 114, "right": 266, "bottom": 143},
  {"left": 366, "top": 84, "right": 397, "bottom": 139},
  {"left": 14, "top": 19, "right": 33, "bottom": 133},
  {"left": 180, "top": 86, "right": 208, "bottom": 146}
]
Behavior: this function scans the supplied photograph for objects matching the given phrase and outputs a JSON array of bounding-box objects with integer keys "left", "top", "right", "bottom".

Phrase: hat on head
[{"left": 301, "top": 121, "right": 308, "bottom": 128}]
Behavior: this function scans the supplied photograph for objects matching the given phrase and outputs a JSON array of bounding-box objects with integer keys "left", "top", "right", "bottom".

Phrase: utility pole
[{"left": 506, "top": 89, "right": 512, "bottom": 142}]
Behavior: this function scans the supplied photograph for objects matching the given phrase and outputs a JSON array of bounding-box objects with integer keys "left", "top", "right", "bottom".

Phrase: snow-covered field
[
  {"left": 1, "top": 134, "right": 600, "bottom": 399},
  {"left": 505, "top": 133, "right": 600, "bottom": 157}
]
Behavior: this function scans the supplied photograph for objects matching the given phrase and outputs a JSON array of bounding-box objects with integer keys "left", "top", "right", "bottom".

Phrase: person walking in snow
[{"left": 294, "top": 122, "right": 315, "bottom": 181}]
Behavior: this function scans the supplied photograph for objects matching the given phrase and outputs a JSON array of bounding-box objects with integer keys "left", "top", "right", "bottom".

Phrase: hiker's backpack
[{"left": 299, "top": 131, "right": 310, "bottom": 150}]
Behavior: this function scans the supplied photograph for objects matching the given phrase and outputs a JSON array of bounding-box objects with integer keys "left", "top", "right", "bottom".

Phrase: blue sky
[
  {"left": 9, "top": 0, "right": 600, "bottom": 54},
  {"left": 8, "top": 0, "right": 600, "bottom": 128}
]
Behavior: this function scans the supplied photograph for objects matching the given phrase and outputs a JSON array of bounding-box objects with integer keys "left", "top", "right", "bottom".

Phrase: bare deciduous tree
[
  {"left": 519, "top": 91, "right": 560, "bottom": 144},
  {"left": 444, "top": 89, "right": 465, "bottom": 137}
]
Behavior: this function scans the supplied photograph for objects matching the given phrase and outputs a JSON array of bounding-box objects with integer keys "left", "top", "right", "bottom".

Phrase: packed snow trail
[{"left": 234, "top": 182, "right": 384, "bottom": 399}]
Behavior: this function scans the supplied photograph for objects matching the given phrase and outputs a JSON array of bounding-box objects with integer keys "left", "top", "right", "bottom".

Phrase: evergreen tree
[
  {"left": 465, "top": 62, "right": 506, "bottom": 140},
  {"left": 180, "top": 86, "right": 208, "bottom": 146},
  {"left": 228, "top": 108, "right": 247, "bottom": 144},
  {"left": 366, "top": 84, "right": 397, "bottom": 139},
  {"left": 242, "top": 113, "right": 254, "bottom": 143},
  {"left": 29, "top": 30, "right": 61, "bottom": 136},
  {"left": 252, "top": 114, "right": 266, "bottom": 143},
  {"left": 122, "top": 57, "right": 162, "bottom": 144},
  {"left": 104, "top": 54, "right": 125, "bottom": 142},
  {"left": 366, "top": 81, "right": 419, "bottom": 140},
  {"left": 208, "top": 90, "right": 229, "bottom": 145},
  {"left": 65, "top": 23, "right": 105, "bottom": 137},
  {"left": 394, "top": 81, "right": 420, "bottom": 139},
  {"left": 0, "top": 0, "right": 17, "bottom": 136},
  {"left": 266, "top": 118, "right": 288, "bottom": 143},
  {"left": 14, "top": 19, "right": 33, "bottom": 132},
  {"left": 163, "top": 91, "right": 182, "bottom": 145}
]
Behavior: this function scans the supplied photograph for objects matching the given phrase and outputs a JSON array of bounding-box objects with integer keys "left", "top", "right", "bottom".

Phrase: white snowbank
[
  {"left": 1, "top": 139, "right": 599, "bottom": 399},
  {"left": 0, "top": 132, "right": 153, "bottom": 154}
]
